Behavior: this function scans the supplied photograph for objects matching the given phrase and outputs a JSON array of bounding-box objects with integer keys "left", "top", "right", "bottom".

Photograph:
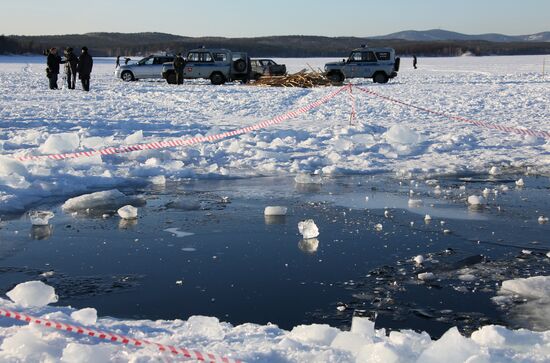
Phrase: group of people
[{"left": 45, "top": 46, "right": 93, "bottom": 91}]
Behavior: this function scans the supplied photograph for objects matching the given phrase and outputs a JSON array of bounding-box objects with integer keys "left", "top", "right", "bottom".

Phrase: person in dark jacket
[
  {"left": 64, "top": 47, "right": 78, "bottom": 89},
  {"left": 173, "top": 53, "right": 185, "bottom": 85},
  {"left": 115, "top": 55, "right": 120, "bottom": 68},
  {"left": 77, "top": 46, "right": 93, "bottom": 91},
  {"left": 413, "top": 55, "right": 418, "bottom": 69},
  {"left": 46, "top": 47, "right": 65, "bottom": 89}
]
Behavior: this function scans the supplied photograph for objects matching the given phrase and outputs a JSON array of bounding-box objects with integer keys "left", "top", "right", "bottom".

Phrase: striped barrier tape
[
  {"left": 0, "top": 307, "right": 243, "bottom": 362},
  {"left": 354, "top": 86, "right": 550, "bottom": 139},
  {"left": 16, "top": 85, "right": 350, "bottom": 162}
]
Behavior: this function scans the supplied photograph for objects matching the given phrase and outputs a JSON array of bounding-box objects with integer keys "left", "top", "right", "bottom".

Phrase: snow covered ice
[
  {"left": 28, "top": 210, "right": 54, "bottom": 226},
  {"left": 264, "top": 206, "right": 288, "bottom": 216}
]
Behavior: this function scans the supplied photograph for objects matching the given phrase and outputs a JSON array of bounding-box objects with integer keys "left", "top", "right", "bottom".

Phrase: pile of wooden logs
[{"left": 251, "top": 70, "right": 342, "bottom": 88}]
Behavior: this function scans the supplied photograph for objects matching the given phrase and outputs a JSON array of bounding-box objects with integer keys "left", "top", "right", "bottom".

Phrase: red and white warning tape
[
  {"left": 0, "top": 307, "right": 243, "bottom": 362},
  {"left": 355, "top": 86, "right": 550, "bottom": 139},
  {"left": 16, "top": 85, "right": 350, "bottom": 162}
]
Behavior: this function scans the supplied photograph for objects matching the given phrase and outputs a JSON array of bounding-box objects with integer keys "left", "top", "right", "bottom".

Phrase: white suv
[{"left": 324, "top": 46, "right": 400, "bottom": 83}]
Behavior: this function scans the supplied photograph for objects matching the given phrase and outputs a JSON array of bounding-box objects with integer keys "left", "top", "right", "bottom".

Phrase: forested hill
[{"left": 2, "top": 32, "right": 550, "bottom": 57}]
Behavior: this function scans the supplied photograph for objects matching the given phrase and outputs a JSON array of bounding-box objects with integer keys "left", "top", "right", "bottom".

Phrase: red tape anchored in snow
[
  {"left": 0, "top": 307, "right": 243, "bottom": 362},
  {"left": 354, "top": 85, "right": 550, "bottom": 139},
  {"left": 16, "top": 85, "right": 351, "bottom": 162}
]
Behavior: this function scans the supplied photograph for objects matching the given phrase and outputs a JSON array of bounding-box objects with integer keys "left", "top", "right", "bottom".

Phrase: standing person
[
  {"left": 64, "top": 47, "right": 78, "bottom": 89},
  {"left": 173, "top": 53, "right": 185, "bottom": 85},
  {"left": 46, "top": 47, "right": 65, "bottom": 89},
  {"left": 77, "top": 46, "right": 93, "bottom": 91},
  {"left": 413, "top": 55, "right": 418, "bottom": 69},
  {"left": 115, "top": 55, "right": 120, "bottom": 68}
]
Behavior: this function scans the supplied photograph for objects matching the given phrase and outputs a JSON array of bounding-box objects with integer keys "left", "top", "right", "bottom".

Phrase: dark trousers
[
  {"left": 80, "top": 75, "right": 90, "bottom": 91},
  {"left": 66, "top": 71, "right": 76, "bottom": 89},
  {"left": 176, "top": 71, "right": 184, "bottom": 85},
  {"left": 48, "top": 73, "right": 58, "bottom": 89}
]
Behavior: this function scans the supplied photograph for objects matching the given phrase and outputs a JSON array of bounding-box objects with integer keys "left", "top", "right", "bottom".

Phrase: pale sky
[{"left": 1, "top": 0, "right": 548, "bottom": 37}]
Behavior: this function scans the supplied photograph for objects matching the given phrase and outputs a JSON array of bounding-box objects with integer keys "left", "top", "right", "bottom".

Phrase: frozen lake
[{"left": 0, "top": 54, "right": 548, "bottom": 361}]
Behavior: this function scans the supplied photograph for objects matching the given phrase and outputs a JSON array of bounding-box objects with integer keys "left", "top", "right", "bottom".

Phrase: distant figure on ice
[
  {"left": 64, "top": 47, "right": 78, "bottom": 90},
  {"left": 124, "top": 57, "right": 131, "bottom": 65},
  {"left": 46, "top": 47, "right": 65, "bottom": 90},
  {"left": 413, "top": 55, "right": 418, "bottom": 69},
  {"left": 78, "top": 46, "right": 93, "bottom": 91},
  {"left": 173, "top": 53, "right": 185, "bottom": 85},
  {"left": 116, "top": 55, "right": 120, "bottom": 68}
]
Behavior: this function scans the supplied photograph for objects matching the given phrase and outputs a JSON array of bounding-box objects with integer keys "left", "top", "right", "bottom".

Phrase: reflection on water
[
  {"left": 30, "top": 225, "right": 53, "bottom": 240},
  {"left": 264, "top": 215, "right": 286, "bottom": 225},
  {"left": 298, "top": 238, "right": 319, "bottom": 253},
  {"left": 118, "top": 218, "right": 138, "bottom": 229}
]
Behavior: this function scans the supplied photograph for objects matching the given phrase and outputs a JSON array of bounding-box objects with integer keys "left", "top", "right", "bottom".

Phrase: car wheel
[
  {"left": 327, "top": 71, "right": 344, "bottom": 83},
  {"left": 373, "top": 72, "right": 389, "bottom": 84},
  {"left": 121, "top": 71, "right": 135, "bottom": 82},
  {"left": 210, "top": 72, "right": 225, "bottom": 85},
  {"left": 233, "top": 59, "right": 247, "bottom": 73}
]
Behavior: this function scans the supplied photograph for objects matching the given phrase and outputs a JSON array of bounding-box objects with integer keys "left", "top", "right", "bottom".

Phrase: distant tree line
[{"left": 2, "top": 33, "right": 550, "bottom": 57}]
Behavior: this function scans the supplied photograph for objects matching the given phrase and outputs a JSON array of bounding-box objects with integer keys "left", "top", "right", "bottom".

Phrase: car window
[
  {"left": 187, "top": 52, "right": 200, "bottom": 62},
  {"left": 162, "top": 57, "right": 174, "bottom": 63},
  {"left": 251, "top": 60, "right": 259, "bottom": 66},
  {"left": 201, "top": 52, "right": 213, "bottom": 62},
  {"left": 213, "top": 53, "right": 227, "bottom": 62},
  {"left": 266, "top": 60, "right": 275, "bottom": 65},
  {"left": 349, "top": 52, "right": 362, "bottom": 62},
  {"left": 153, "top": 57, "right": 164, "bottom": 65},
  {"left": 363, "top": 51, "right": 377, "bottom": 62},
  {"left": 139, "top": 57, "right": 153, "bottom": 65},
  {"left": 376, "top": 52, "right": 391, "bottom": 61}
]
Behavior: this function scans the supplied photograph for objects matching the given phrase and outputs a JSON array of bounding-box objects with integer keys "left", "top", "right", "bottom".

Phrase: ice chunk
[
  {"left": 6, "top": 280, "right": 58, "bottom": 307},
  {"left": 458, "top": 274, "right": 476, "bottom": 282},
  {"left": 356, "top": 342, "right": 401, "bottom": 363},
  {"left": 482, "top": 188, "right": 491, "bottom": 197},
  {"left": 384, "top": 210, "right": 391, "bottom": 218},
  {"left": 288, "top": 324, "right": 339, "bottom": 345},
  {"left": 38, "top": 132, "right": 79, "bottom": 154},
  {"left": 417, "top": 327, "right": 480, "bottom": 363},
  {"left": 384, "top": 125, "right": 423, "bottom": 145},
  {"left": 515, "top": 178, "right": 525, "bottom": 187},
  {"left": 62, "top": 189, "right": 139, "bottom": 212},
  {"left": 294, "top": 172, "right": 322, "bottom": 184},
  {"left": 71, "top": 308, "right": 97, "bottom": 325},
  {"left": 28, "top": 210, "right": 54, "bottom": 226},
  {"left": 538, "top": 216, "right": 548, "bottom": 224},
  {"left": 467, "top": 195, "right": 485, "bottom": 206},
  {"left": 418, "top": 272, "right": 435, "bottom": 281},
  {"left": 350, "top": 316, "right": 375, "bottom": 338},
  {"left": 124, "top": 130, "right": 143, "bottom": 144},
  {"left": 0, "top": 155, "right": 29, "bottom": 177},
  {"left": 424, "top": 214, "right": 432, "bottom": 222},
  {"left": 414, "top": 255, "right": 425, "bottom": 265},
  {"left": 331, "top": 331, "right": 372, "bottom": 355},
  {"left": 374, "top": 223, "right": 383, "bottom": 231},
  {"left": 117, "top": 205, "right": 138, "bottom": 220},
  {"left": 298, "top": 219, "right": 319, "bottom": 239},
  {"left": 489, "top": 166, "right": 500, "bottom": 175},
  {"left": 408, "top": 199, "right": 423, "bottom": 207},
  {"left": 150, "top": 175, "right": 166, "bottom": 185},
  {"left": 264, "top": 206, "right": 288, "bottom": 216},
  {"left": 499, "top": 276, "right": 550, "bottom": 299}
]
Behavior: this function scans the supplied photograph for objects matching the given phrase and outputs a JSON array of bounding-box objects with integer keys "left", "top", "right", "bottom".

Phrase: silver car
[{"left": 115, "top": 54, "right": 175, "bottom": 81}]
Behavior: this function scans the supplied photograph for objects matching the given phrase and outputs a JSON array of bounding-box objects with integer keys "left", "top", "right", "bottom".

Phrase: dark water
[{"left": 0, "top": 173, "right": 548, "bottom": 338}]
